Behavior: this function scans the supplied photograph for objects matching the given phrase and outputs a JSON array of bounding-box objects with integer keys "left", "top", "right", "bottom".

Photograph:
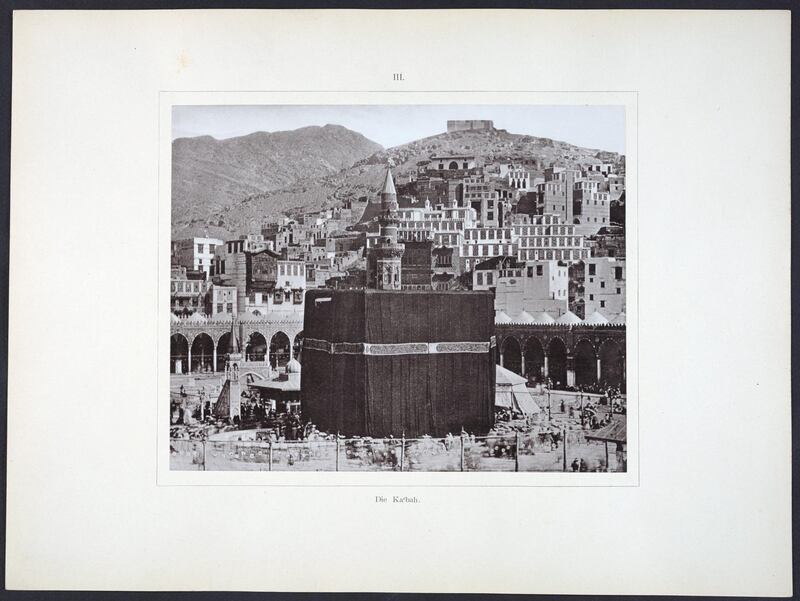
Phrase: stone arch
[
  {"left": 170, "top": 333, "right": 189, "bottom": 375},
  {"left": 293, "top": 331, "right": 304, "bottom": 363},
  {"left": 574, "top": 338, "right": 597, "bottom": 388},
  {"left": 270, "top": 331, "right": 291, "bottom": 369},
  {"left": 216, "top": 332, "right": 232, "bottom": 372},
  {"left": 190, "top": 333, "right": 214, "bottom": 374},
  {"left": 599, "top": 339, "right": 625, "bottom": 389},
  {"left": 500, "top": 335, "right": 522, "bottom": 375},
  {"left": 242, "top": 371, "right": 266, "bottom": 383},
  {"left": 547, "top": 337, "right": 568, "bottom": 389},
  {"left": 448, "top": 161, "right": 459, "bottom": 170},
  {"left": 523, "top": 336, "right": 545, "bottom": 382},
  {"left": 245, "top": 331, "right": 268, "bottom": 362}
]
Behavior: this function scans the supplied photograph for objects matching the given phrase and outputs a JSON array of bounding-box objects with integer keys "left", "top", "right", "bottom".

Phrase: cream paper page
[{"left": 7, "top": 9, "right": 792, "bottom": 595}]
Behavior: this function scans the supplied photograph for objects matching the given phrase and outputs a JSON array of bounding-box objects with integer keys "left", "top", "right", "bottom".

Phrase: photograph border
[{"left": 157, "top": 90, "right": 639, "bottom": 487}]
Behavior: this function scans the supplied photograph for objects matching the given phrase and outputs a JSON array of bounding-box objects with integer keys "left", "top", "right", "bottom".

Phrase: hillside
[
  {"left": 172, "top": 126, "right": 624, "bottom": 239},
  {"left": 171, "top": 124, "right": 383, "bottom": 238}
]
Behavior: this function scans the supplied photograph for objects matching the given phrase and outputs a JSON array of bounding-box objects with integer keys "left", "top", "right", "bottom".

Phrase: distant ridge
[
  {"left": 172, "top": 124, "right": 383, "bottom": 239},
  {"left": 172, "top": 125, "right": 623, "bottom": 239}
]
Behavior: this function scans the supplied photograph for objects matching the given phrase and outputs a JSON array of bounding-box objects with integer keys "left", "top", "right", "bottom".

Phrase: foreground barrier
[{"left": 170, "top": 429, "right": 626, "bottom": 473}]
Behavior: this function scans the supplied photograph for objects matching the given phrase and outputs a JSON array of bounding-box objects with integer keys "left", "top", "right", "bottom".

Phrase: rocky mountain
[
  {"left": 171, "top": 124, "right": 383, "bottom": 239},
  {"left": 172, "top": 126, "right": 624, "bottom": 239}
]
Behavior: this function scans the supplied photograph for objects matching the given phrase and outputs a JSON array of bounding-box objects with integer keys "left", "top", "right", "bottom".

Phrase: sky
[{"left": 172, "top": 104, "right": 625, "bottom": 154}]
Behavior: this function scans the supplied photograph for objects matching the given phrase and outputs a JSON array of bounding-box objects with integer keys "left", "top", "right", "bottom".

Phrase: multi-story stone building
[
  {"left": 607, "top": 174, "right": 626, "bottom": 200},
  {"left": 584, "top": 162, "right": 616, "bottom": 176},
  {"left": 587, "top": 226, "right": 626, "bottom": 258},
  {"left": 395, "top": 200, "right": 477, "bottom": 249},
  {"left": 472, "top": 256, "right": 523, "bottom": 290},
  {"left": 572, "top": 179, "right": 611, "bottom": 231},
  {"left": 493, "top": 259, "right": 570, "bottom": 318},
  {"left": 431, "top": 246, "right": 457, "bottom": 285},
  {"left": 401, "top": 240, "right": 434, "bottom": 290},
  {"left": 513, "top": 214, "right": 590, "bottom": 263},
  {"left": 173, "top": 236, "right": 223, "bottom": 278},
  {"left": 507, "top": 166, "right": 531, "bottom": 191},
  {"left": 209, "top": 243, "right": 307, "bottom": 318},
  {"left": 463, "top": 175, "right": 501, "bottom": 227},
  {"left": 242, "top": 250, "right": 307, "bottom": 318},
  {"left": 170, "top": 266, "right": 209, "bottom": 316},
  {"left": 426, "top": 154, "right": 479, "bottom": 179},
  {"left": 583, "top": 257, "right": 626, "bottom": 319},
  {"left": 396, "top": 176, "right": 451, "bottom": 206},
  {"left": 537, "top": 167, "right": 580, "bottom": 223},
  {"left": 205, "top": 284, "right": 238, "bottom": 318},
  {"left": 462, "top": 227, "right": 516, "bottom": 272}
]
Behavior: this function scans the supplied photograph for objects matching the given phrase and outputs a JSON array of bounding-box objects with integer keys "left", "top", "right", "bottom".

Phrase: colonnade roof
[{"left": 495, "top": 309, "right": 626, "bottom": 327}]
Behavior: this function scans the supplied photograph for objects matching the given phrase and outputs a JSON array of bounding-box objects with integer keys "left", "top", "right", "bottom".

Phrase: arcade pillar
[{"left": 566, "top": 354, "right": 576, "bottom": 388}]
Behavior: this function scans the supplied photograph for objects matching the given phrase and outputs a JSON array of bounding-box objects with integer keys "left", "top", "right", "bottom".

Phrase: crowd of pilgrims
[
  {"left": 171, "top": 386, "right": 311, "bottom": 441},
  {"left": 171, "top": 382, "right": 626, "bottom": 471},
  {"left": 535, "top": 379, "right": 626, "bottom": 399}
]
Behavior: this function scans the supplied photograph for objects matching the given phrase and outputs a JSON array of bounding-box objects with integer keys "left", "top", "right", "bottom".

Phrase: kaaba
[{"left": 301, "top": 289, "right": 496, "bottom": 438}]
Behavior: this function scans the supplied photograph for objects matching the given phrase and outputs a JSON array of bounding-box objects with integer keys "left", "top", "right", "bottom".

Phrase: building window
[
  {"left": 600, "top": 300, "right": 606, "bottom": 308},
  {"left": 588, "top": 264, "right": 596, "bottom": 276},
  {"left": 477, "top": 273, "right": 483, "bottom": 285},
  {"left": 615, "top": 267, "right": 623, "bottom": 280},
  {"left": 589, "top": 294, "right": 594, "bottom": 301},
  {"left": 226, "top": 303, "right": 233, "bottom": 313},
  {"left": 216, "top": 303, "right": 223, "bottom": 313},
  {"left": 487, "top": 273, "right": 493, "bottom": 285},
  {"left": 601, "top": 281, "right": 606, "bottom": 289},
  {"left": 616, "top": 287, "right": 621, "bottom": 294}
]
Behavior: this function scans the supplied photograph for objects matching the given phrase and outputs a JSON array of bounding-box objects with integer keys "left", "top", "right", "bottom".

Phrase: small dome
[
  {"left": 555, "top": 310, "right": 583, "bottom": 324},
  {"left": 583, "top": 310, "right": 610, "bottom": 325},
  {"left": 495, "top": 310, "right": 512, "bottom": 324},
  {"left": 286, "top": 358, "right": 302, "bottom": 373}
]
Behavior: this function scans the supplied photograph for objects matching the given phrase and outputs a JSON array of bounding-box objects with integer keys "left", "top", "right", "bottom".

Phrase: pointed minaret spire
[
  {"left": 380, "top": 168, "right": 398, "bottom": 212},
  {"left": 382, "top": 168, "right": 397, "bottom": 196},
  {"left": 228, "top": 320, "right": 241, "bottom": 354}
]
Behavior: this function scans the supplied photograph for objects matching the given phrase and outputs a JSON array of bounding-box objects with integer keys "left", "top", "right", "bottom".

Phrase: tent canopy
[
  {"left": 496, "top": 365, "right": 527, "bottom": 386},
  {"left": 495, "top": 365, "right": 541, "bottom": 415}
]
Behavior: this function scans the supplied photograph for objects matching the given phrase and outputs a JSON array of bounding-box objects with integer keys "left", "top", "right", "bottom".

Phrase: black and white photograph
[
  {"left": 6, "top": 9, "right": 792, "bottom": 596},
  {"left": 168, "top": 104, "right": 629, "bottom": 472}
]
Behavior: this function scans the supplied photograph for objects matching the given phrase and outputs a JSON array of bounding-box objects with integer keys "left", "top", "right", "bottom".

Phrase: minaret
[
  {"left": 372, "top": 169, "right": 405, "bottom": 290},
  {"left": 380, "top": 168, "right": 398, "bottom": 210},
  {"left": 215, "top": 320, "right": 243, "bottom": 421},
  {"left": 225, "top": 320, "right": 243, "bottom": 376}
]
